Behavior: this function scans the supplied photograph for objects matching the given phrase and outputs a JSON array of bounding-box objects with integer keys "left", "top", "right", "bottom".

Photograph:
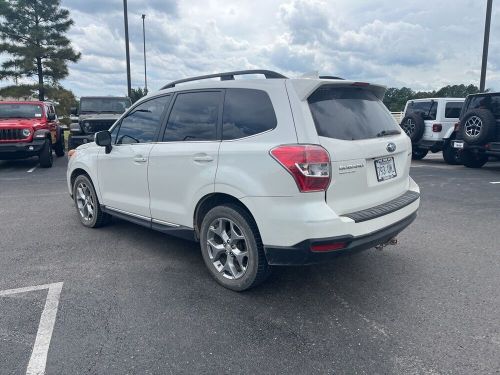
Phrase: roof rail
[
  {"left": 161, "top": 70, "right": 287, "bottom": 89},
  {"left": 319, "top": 75, "right": 344, "bottom": 80}
]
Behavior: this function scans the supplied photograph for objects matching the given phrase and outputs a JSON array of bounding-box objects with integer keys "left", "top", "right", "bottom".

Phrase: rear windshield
[
  {"left": 0, "top": 104, "right": 43, "bottom": 119},
  {"left": 405, "top": 101, "right": 437, "bottom": 120},
  {"left": 465, "top": 94, "right": 500, "bottom": 118},
  {"left": 308, "top": 86, "right": 400, "bottom": 140}
]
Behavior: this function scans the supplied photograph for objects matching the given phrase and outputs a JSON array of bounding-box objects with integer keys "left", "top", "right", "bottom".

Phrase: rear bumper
[
  {"left": 452, "top": 141, "right": 500, "bottom": 157},
  {"left": 0, "top": 140, "right": 45, "bottom": 159},
  {"left": 264, "top": 212, "right": 417, "bottom": 265},
  {"left": 415, "top": 140, "right": 444, "bottom": 150}
]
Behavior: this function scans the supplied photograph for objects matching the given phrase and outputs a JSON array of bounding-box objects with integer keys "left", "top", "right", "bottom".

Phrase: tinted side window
[
  {"left": 444, "top": 102, "right": 463, "bottom": 119},
  {"left": 116, "top": 96, "right": 171, "bottom": 144},
  {"left": 222, "top": 89, "right": 277, "bottom": 140},
  {"left": 406, "top": 101, "right": 437, "bottom": 120},
  {"left": 163, "top": 92, "right": 220, "bottom": 141}
]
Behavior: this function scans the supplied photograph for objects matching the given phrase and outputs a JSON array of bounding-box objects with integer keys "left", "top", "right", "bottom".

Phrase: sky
[{"left": 2, "top": 0, "right": 500, "bottom": 97}]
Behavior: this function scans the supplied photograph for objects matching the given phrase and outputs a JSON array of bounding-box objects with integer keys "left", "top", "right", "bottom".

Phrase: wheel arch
[{"left": 193, "top": 193, "right": 259, "bottom": 241}]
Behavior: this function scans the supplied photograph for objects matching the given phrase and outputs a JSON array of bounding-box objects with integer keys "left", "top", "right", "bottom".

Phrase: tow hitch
[{"left": 375, "top": 237, "right": 398, "bottom": 250}]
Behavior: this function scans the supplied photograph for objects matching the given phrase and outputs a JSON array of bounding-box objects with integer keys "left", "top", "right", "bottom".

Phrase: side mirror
[
  {"left": 47, "top": 113, "right": 56, "bottom": 121},
  {"left": 70, "top": 107, "right": 78, "bottom": 116},
  {"left": 95, "top": 130, "right": 112, "bottom": 154}
]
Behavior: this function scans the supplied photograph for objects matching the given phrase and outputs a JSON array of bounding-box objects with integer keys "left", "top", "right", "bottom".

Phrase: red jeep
[{"left": 0, "top": 101, "right": 65, "bottom": 167}]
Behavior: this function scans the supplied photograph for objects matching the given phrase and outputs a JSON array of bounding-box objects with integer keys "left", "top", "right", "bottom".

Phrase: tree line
[{"left": 382, "top": 84, "right": 482, "bottom": 112}]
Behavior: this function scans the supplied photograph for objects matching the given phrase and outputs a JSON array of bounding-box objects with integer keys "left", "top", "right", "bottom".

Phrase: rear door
[
  {"left": 148, "top": 90, "right": 222, "bottom": 228},
  {"left": 407, "top": 100, "right": 438, "bottom": 141},
  {"left": 304, "top": 84, "right": 411, "bottom": 214}
]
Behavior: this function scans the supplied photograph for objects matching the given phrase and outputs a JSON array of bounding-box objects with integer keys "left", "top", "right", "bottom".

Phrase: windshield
[
  {"left": 0, "top": 104, "right": 43, "bottom": 119},
  {"left": 80, "top": 98, "right": 132, "bottom": 114},
  {"left": 308, "top": 86, "right": 400, "bottom": 140}
]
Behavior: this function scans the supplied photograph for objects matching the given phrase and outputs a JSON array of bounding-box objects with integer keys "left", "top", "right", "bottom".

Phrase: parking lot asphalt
[{"left": 1, "top": 154, "right": 499, "bottom": 375}]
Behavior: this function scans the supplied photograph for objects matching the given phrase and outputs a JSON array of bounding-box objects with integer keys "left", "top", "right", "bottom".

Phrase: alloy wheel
[
  {"left": 401, "top": 118, "right": 416, "bottom": 136},
  {"left": 75, "top": 182, "right": 95, "bottom": 222},
  {"left": 464, "top": 116, "right": 482, "bottom": 138},
  {"left": 206, "top": 218, "right": 249, "bottom": 280}
]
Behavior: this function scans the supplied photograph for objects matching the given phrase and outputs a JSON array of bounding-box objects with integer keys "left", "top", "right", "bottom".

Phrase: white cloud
[{"left": 1, "top": 0, "right": 499, "bottom": 96}]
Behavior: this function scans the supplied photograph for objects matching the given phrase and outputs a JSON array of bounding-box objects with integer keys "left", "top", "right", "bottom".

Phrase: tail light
[
  {"left": 432, "top": 124, "right": 442, "bottom": 132},
  {"left": 270, "top": 144, "right": 331, "bottom": 192},
  {"left": 454, "top": 122, "right": 460, "bottom": 132}
]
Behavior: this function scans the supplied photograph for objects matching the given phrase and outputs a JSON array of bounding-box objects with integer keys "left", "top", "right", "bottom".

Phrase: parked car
[
  {"left": 0, "top": 101, "right": 65, "bottom": 167},
  {"left": 68, "top": 96, "right": 132, "bottom": 149},
  {"left": 452, "top": 92, "right": 500, "bottom": 168},
  {"left": 400, "top": 98, "right": 464, "bottom": 164},
  {"left": 67, "top": 70, "right": 420, "bottom": 291}
]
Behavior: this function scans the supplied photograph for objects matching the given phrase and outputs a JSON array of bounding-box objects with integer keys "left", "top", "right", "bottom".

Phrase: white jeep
[
  {"left": 67, "top": 70, "right": 420, "bottom": 291},
  {"left": 400, "top": 98, "right": 464, "bottom": 164}
]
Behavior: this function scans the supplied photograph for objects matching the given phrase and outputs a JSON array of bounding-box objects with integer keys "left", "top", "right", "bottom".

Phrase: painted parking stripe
[
  {"left": 490, "top": 181, "right": 500, "bottom": 184},
  {"left": 0, "top": 282, "right": 63, "bottom": 375},
  {"left": 27, "top": 165, "right": 38, "bottom": 173}
]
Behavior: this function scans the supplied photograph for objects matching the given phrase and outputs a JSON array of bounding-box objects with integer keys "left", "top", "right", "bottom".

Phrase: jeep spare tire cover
[
  {"left": 460, "top": 109, "right": 496, "bottom": 145},
  {"left": 400, "top": 113, "right": 425, "bottom": 143}
]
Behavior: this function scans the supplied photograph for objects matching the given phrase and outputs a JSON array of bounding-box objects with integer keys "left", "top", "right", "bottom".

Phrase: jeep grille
[
  {"left": 82, "top": 120, "right": 115, "bottom": 134},
  {"left": 0, "top": 128, "right": 26, "bottom": 141}
]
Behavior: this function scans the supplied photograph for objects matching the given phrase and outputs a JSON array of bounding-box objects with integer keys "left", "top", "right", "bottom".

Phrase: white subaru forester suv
[{"left": 67, "top": 70, "right": 420, "bottom": 291}]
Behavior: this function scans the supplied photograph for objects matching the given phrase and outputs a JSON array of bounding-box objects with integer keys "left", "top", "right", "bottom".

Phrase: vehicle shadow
[{"left": 0, "top": 158, "right": 39, "bottom": 171}]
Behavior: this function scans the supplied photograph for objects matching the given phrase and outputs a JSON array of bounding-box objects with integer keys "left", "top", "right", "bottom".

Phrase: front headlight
[
  {"left": 22, "top": 128, "right": 31, "bottom": 137},
  {"left": 70, "top": 123, "right": 81, "bottom": 132}
]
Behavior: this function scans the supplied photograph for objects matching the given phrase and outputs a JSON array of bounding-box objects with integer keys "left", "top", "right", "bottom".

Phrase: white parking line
[
  {"left": 27, "top": 165, "right": 38, "bottom": 173},
  {"left": 490, "top": 181, "right": 500, "bottom": 184},
  {"left": 0, "top": 282, "right": 63, "bottom": 375}
]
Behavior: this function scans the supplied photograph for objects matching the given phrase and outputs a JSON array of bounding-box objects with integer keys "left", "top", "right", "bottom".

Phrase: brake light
[
  {"left": 311, "top": 242, "right": 347, "bottom": 252},
  {"left": 270, "top": 145, "right": 331, "bottom": 192},
  {"left": 432, "top": 124, "right": 442, "bottom": 132}
]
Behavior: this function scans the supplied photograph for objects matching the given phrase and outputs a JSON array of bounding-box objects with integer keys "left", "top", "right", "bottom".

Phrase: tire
[
  {"left": 72, "top": 174, "right": 111, "bottom": 228},
  {"left": 461, "top": 109, "right": 496, "bottom": 145},
  {"left": 461, "top": 150, "right": 488, "bottom": 169},
  {"left": 38, "top": 139, "right": 53, "bottom": 168},
  {"left": 53, "top": 128, "right": 65, "bottom": 157},
  {"left": 411, "top": 147, "right": 428, "bottom": 160},
  {"left": 442, "top": 143, "right": 461, "bottom": 165},
  {"left": 401, "top": 113, "right": 425, "bottom": 142},
  {"left": 199, "top": 204, "right": 270, "bottom": 291}
]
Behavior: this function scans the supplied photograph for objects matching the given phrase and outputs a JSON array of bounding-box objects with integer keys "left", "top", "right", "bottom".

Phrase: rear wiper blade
[{"left": 377, "top": 129, "right": 401, "bottom": 137}]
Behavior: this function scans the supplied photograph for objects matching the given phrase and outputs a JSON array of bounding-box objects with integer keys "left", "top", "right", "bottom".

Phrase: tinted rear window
[
  {"left": 222, "top": 89, "right": 277, "bottom": 140},
  {"left": 405, "top": 101, "right": 437, "bottom": 120},
  {"left": 308, "top": 86, "right": 400, "bottom": 141},
  {"left": 444, "top": 102, "right": 463, "bottom": 119},
  {"left": 466, "top": 94, "right": 500, "bottom": 118}
]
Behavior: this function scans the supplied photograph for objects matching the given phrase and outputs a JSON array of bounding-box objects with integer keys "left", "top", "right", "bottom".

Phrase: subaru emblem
[{"left": 386, "top": 142, "right": 396, "bottom": 153}]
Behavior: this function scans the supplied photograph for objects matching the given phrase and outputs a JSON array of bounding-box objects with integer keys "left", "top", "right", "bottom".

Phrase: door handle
[
  {"left": 193, "top": 155, "right": 214, "bottom": 162},
  {"left": 133, "top": 156, "right": 148, "bottom": 163}
]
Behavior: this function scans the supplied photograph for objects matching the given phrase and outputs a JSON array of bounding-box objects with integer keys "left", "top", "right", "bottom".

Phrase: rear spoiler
[{"left": 288, "top": 79, "right": 387, "bottom": 101}]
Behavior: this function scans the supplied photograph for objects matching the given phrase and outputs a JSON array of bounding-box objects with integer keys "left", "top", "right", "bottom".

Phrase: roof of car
[
  {"left": 0, "top": 100, "right": 52, "bottom": 105},
  {"left": 466, "top": 91, "right": 500, "bottom": 97},
  {"left": 408, "top": 97, "right": 465, "bottom": 102},
  {"left": 80, "top": 96, "right": 130, "bottom": 99}
]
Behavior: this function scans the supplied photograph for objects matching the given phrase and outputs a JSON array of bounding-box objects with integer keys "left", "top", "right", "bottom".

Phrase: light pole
[
  {"left": 123, "top": 0, "right": 132, "bottom": 98},
  {"left": 480, "top": 0, "right": 493, "bottom": 92},
  {"left": 142, "top": 14, "right": 148, "bottom": 94}
]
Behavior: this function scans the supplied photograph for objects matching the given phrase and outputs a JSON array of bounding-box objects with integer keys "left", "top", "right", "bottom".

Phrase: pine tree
[{"left": 0, "top": 0, "right": 81, "bottom": 101}]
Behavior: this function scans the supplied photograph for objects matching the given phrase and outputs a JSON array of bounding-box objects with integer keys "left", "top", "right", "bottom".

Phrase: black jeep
[
  {"left": 453, "top": 92, "right": 500, "bottom": 168},
  {"left": 68, "top": 96, "right": 131, "bottom": 149}
]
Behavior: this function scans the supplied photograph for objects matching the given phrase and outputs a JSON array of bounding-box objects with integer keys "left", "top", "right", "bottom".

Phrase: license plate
[
  {"left": 375, "top": 157, "right": 397, "bottom": 182},
  {"left": 453, "top": 141, "right": 464, "bottom": 149}
]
